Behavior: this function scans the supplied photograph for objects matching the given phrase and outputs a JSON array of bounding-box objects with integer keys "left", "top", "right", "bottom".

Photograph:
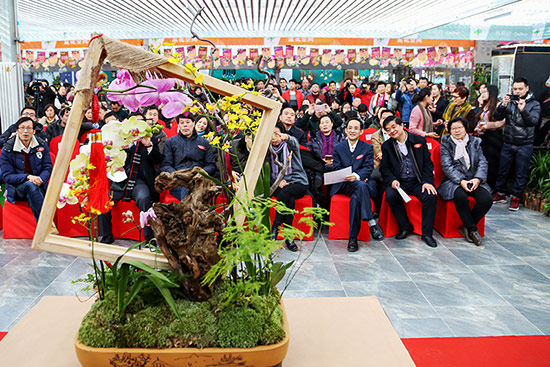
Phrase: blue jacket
[
  {"left": 395, "top": 89, "right": 418, "bottom": 123},
  {"left": 0, "top": 136, "right": 52, "bottom": 204},
  {"left": 330, "top": 139, "right": 374, "bottom": 196},
  {"left": 161, "top": 132, "right": 217, "bottom": 176}
]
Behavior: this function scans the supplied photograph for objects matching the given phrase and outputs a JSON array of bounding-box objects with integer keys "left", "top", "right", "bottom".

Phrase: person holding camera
[
  {"left": 492, "top": 77, "right": 541, "bottom": 211},
  {"left": 395, "top": 78, "right": 419, "bottom": 128},
  {"left": 26, "top": 80, "right": 56, "bottom": 118},
  {"left": 438, "top": 117, "right": 492, "bottom": 246},
  {"left": 297, "top": 101, "right": 344, "bottom": 135}
]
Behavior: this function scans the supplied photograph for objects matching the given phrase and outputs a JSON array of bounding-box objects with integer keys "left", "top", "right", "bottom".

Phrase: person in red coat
[
  {"left": 305, "top": 82, "right": 326, "bottom": 105},
  {"left": 281, "top": 79, "right": 304, "bottom": 111}
]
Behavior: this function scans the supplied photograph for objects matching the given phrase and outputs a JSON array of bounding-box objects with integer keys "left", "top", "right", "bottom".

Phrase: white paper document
[
  {"left": 397, "top": 187, "right": 412, "bottom": 203},
  {"left": 324, "top": 166, "right": 352, "bottom": 185}
]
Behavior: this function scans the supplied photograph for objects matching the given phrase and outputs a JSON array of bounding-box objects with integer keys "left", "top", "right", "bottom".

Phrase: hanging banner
[
  {"left": 163, "top": 47, "right": 172, "bottom": 57},
  {"left": 187, "top": 46, "right": 197, "bottom": 59},
  {"left": 371, "top": 47, "right": 381, "bottom": 58},
  {"left": 359, "top": 48, "right": 368, "bottom": 62},
  {"left": 198, "top": 46, "right": 208, "bottom": 60},
  {"left": 60, "top": 51, "right": 69, "bottom": 65},
  {"left": 405, "top": 48, "right": 414, "bottom": 61},
  {"left": 347, "top": 49, "right": 356, "bottom": 63},
  {"left": 450, "top": 46, "right": 459, "bottom": 55},
  {"left": 175, "top": 47, "right": 185, "bottom": 58},
  {"left": 261, "top": 47, "right": 271, "bottom": 58},
  {"left": 249, "top": 48, "right": 259, "bottom": 61},
  {"left": 381, "top": 47, "right": 391, "bottom": 59},
  {"left": 393, "top": 48, "right": 403, "bottom": 59},
  {"left": 285, "top": 45, "right": 294, "bottom": 58},
  {"left": 274, "top": 46, "right": 284, "bottom": 58}
]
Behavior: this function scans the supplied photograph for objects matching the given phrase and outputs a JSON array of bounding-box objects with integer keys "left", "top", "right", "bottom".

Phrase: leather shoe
[
  {"left": 370, "top": 224, "right": 384, "bottom": 241},
  {"left": 395, "top": 226, "right": 413, "bottom": 240},
  {"left": 100, "top": 235, "right": 115, "bottom": 244},
  {"left": 285, "top": 239, "right": 298, "bottom": 252},
  {"left": 421, "top": 235, "right": 438, "bottom": 248},
  {"left": 458, "top": 226, "right": 473, "bottom": 243},
  {"left": 347, "top": 237, "right": 359, "bottom": 252},
  {"left": 469, "top": 230, "right": 484, "bottom": 246}
]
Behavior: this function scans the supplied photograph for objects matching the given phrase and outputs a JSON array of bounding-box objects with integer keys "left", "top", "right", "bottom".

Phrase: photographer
[
  {"left": 26, "top": 80, "right": 56, "bottom": 118},
  {"left": 492, "top": 77, "right": 541, "bottom": 211},
  {"left": 395, "top": 78, "right": 419, "bottom": 128}
]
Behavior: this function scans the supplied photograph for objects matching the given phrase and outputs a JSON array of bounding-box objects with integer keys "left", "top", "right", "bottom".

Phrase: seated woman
[
  {"left": 438, "top": 117, "right": 492, "bottom": 246},
  {"left": 270, "top": 122, "right": 309, "bottom": 252},
  {"left": 0, "top": 117, "right": 52, "bottom": 222},
  {"left": 308, "top": 115, "right": 345, "bottom": 169},
  {"left": 409, "top": 87, "right": 442, "bottom": 139}
]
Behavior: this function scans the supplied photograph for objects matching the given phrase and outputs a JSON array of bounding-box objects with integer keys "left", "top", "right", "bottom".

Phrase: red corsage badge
[
  {"left": 197, "top": 145, "right": 205, "bottom": 150},
  {"left": 414, "top": 144, "right": 422, "bottom": 148},
  {"left": 356, "top": 154, "right": 364, "bottom": 159}
]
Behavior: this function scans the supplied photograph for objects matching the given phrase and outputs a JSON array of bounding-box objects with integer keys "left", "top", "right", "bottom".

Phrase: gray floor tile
[
  {"left": 56, "top": 258, "right": 102, "bottom": 283},
  {"left": 342, "top": 280, "right": 437, "bottom": 319},
  {"left": 326, "top": 238, "right": 391, "bottom": 256},
  {"left": 435, "top": 305, "right": 542, "bottom": 337},
  {"left": 411, "top": 272, "right": 508, "bottom": 307},
  {"left": 8, "top": 250, "right": 76, "bottom": 268},
  {"left": 0, "top": 297, "right": 35, "bottom": 331},
  {"left": 0, "top": 266, "right": 66, "bottom": 297},
  {"left": 0, "top": 239, "right": 33, "bottom": 254},
  {"left": 391, "top": 247, "right": 471, "bottom": 274},
  {"left": 282, "top": 260, "right": 343, "bottom": 292},
  {"left": 0, "top": 253, "right": 17, "bottom": 267},
  {"left": 332, "top": 254, "right": 410, "bottom": 282},
  {"left": 520, "top": 256, "right": 550, "bottom": 278},
  {"left": 447, "top": 241, "right": 526, "bottom": 266},
  {"left": 494, "top": 237, "right": 550, "bottom": 257},
  {"left": 503, "top": 293, "right": 550, "bottom": 334},
  {"left": 469, "top": 264, "right": 550, "bottom": 296},
  {"left": 390, "top": 317, "right": 454, "bottom": 338},
  {"left": 282, "top": 290, "right": 347, "bottom": 298}
]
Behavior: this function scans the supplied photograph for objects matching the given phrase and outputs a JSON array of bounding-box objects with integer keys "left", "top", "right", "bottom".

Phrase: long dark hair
[
  {"left": 412, "top": 87, "right": 431, "bottom": 105},
  {"left": 476, "top": 84, "right": 499, "bottom": 122}
]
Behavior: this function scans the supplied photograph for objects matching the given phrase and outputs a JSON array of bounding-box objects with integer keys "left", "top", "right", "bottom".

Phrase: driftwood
[
  {"left": 269, "top": 145, "right": 292, "bottom": 196},
  {"left": 149, "top": 167, "right": 224, "bottom": 301}
]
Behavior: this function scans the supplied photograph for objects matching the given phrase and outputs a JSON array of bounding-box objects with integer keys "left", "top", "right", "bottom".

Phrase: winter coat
[
  {"left": 0, "top": 136, "right": 52, "bottom": 204},
  {"left": 296, "top": 110, "right": 344, "bottom": 134},
  {"left": 379, "top": 132, "right": 434, "bottom": 186},
  {"left": 493, "top": 92, "right": 541, "bottom": 146},
  {"left": 437, "top": 134, "right": 491, "bottom": 201},
  {"left": 395, "top": 89, "right": 418, "bottom": 122},
  {"left": 282, "top": 89, "right": 304, "bottom": 109},
  {"left": 161, "top": 132, "right": 217, "bottom": 176},
  {"left": 308, "top": 130, "right": 345, "bottom": 160}
]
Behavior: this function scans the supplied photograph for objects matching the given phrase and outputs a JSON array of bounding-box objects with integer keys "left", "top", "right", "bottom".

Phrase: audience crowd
[{"left": 1, "top": 74, "right": 546, "bottom": 252}]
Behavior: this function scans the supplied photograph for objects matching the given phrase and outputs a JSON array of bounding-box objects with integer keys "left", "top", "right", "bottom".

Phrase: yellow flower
[
  {"left": 204, "top": 131, "right": 215, "bottom": 139},
  {"left": 168, "top": 55, "right": 182, "bottom": 64},
  {"left": 190, "top": 106, "right": 201, "bottom": 114},
  {"left": 211, "top": 136, "right": 221, "bottom": 146},
  {"left": 206, "top": 102, "right": 217, "bottom": 112},
  {"left": 194, "top": 72, "right": 204, "bottom": 86},
  {"left": 185, "top": 62, "right": 197, "bottom": 74},
  {"left": 221, "top": 143, "right": 231, "bottom": 151},
  {"left": 150, "top": 43, "right": 161, "bottom": 54}
]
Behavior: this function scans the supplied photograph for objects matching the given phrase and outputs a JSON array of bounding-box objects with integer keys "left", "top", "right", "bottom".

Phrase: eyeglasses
[
  {"left": 22, "top": 112, "right": 36, "bottom": 117},
  {"left": 18, "top": 126, "right": 34, "bottom": 131}
]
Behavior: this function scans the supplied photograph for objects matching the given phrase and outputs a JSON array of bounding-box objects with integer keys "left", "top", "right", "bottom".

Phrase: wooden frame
[{"left": 31, "top": 36, "right": 281, "bottom": 269}]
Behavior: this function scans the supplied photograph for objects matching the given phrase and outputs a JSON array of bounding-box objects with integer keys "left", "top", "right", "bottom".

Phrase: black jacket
[
  {"left": 44, "top": 120, "right": 95, "bottom": 143},
  {"left": 0, "top": 121, "right": 46, "bottom": 149},
  {"left": 379, "top": 132, "right": 434, "bottom": 186},
  {"left": 286, "top": 125, "right": 308, "bottom": 146},
  {"left": 493, "top": 92, "right": 541, "bottom": 146},
  {"left": 161, "top": 132, "right": 217, "bottom": 176}
]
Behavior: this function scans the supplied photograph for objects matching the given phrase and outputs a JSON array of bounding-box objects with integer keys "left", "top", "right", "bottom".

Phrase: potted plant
[{"left": 62, "top": 66, "right": 329, "bottom": 367}]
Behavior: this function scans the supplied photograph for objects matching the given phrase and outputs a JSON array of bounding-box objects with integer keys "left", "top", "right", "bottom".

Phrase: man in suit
[
  {"left": 331, "top": 118, "right": 384, "bottom": 252},
  {"left": 379, "top": 116, "right": 438, "bottom": 248}
]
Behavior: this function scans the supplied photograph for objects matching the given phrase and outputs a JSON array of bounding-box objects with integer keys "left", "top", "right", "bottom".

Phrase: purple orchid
[
  {"left": 161, "top": 92, "right": 193, "bottom": 118},
  {"left": 139, "top": 207, "right": 157, "bottom": 228},
  {"left": 106, "top": 69, "right": 136, "bottom": 102},
  {"left": 135, "top": 72, "right": 177, "bottom": 106}
]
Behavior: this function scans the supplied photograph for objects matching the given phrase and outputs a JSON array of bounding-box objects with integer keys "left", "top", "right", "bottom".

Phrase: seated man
[
  {"left": 279, "top": 104, "right": 307, "bottom": 146},
  {"left": 0, "top": 117, "right": 52, "bottom": 222},
  {"left": 0, "top": 107, "right": 46, "bottom": 149},
  {"left": 99, "top": 113, "right": 164, "bottom": 244},
  {"left": 379, "top": 116, "right": 438, "bottom": 248},
  {"left": 331, "top": 118, "right": 384, "bottom": 252},
  {"left": 161, "top": 112, "right": 217, "bottom": 200}
]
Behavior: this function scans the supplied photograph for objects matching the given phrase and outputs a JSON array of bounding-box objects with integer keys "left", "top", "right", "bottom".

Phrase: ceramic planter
[{"left": 75, "top": 302, "right": 289, "bottom": 367}]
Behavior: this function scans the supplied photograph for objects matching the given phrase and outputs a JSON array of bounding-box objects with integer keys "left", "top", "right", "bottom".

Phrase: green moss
[{"left": 78, "top": 289, "right": 285, "bottom": 349}]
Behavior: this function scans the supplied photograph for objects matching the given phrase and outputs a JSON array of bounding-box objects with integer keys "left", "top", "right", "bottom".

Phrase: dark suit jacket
[
  {"left": 330, "top": 139, "right": 374, "bottom": 195},
  {"left": 379, "top": 132, "right": 434, "bottom": 187}
]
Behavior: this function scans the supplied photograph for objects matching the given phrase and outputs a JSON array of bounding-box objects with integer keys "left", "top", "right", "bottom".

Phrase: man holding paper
[
  {"left": 331, "top": 119, "right": 384, "bottom": 252},
  {"left": 380, "top": 116, "right": 438, "bottom": 248}
]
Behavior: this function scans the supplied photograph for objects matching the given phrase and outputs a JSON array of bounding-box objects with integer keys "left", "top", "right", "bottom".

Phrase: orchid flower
[
  {"left": 57, "top": 182, "right": 79, "bottom": 208},
  {"left": 161, "top": 91, "right": 193, "bottom": 118},
  {"left": 139, "top": 207, "right": 157, "bottom": 228},
  {"left": 106, "top": 69, "right": 136, "bottom": 102}
]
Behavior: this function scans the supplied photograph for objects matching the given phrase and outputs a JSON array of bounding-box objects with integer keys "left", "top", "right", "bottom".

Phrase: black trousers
[
  {"left": 454, "top": 186, "right": 493, "bottom": 233},
  {"left": 385, "top": 178, "right": 437, "bottom": 237},
  {"left": 272, "top": 183, "right": 308, "bottom": 227},
  {"left": 335, "top": 180, "right": 374, "bottom": 238},
  {"left": 100, "top": 179, "right": 154, "bottom": 240}
]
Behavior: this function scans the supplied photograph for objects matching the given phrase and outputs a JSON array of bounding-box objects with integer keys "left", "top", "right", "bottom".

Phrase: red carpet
[
  {"left": 402, "top": 335, "right": 550, "bottom": 367},
  {"left": 0, "top": 332, "right": 7, "bottom": 342}
]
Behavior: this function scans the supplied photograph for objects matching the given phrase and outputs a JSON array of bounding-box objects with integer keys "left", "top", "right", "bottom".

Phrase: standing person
[
  {"left": 281, "top": 79, "right": 304, "bottom": 111},
  {"left": 431, "top": 84, "right": 449, "bottom": 133},
  {"left": 54, "top": 85, "right": 68, "bottom": 109},
  {"left": 161, "top": 112, "right": 217, "bottom": 200},
  {"left": 408, "top": 87, "right": 442, "bottom": 139},
  {"left": 380, "top": 116, "right": 438, "bottom": 248},
  {"left": 474, "top": 84, "right": 504, "bottom": 191},
  {"left": 270, "top": 122, "right": 310, "bottom": 252},
  {"left": 305, "top": 82, "right": 327, "bottom": 104},
  {"left": 110, "top": 101, "right": 129, "bottom": 121},
  {"left": 300, "top": 78, "right": 311, "bottom": 98},
  {"left": 368, "top": 81, "right": 389, "bottom": 116},
  {"left": 325, "top": 80, "right": 342, "bottom": 105},
  {"left": 492, "top": 77, "right": 541, "bottom": 211},
  {"left": 331, "top": 119, "right": 384, "bottom": 252},
  {"left": 418, "top": 77, "right": 429, "bottom": 90},
  {"left": 26, "top": 80, "right": 56, "bottom": 118},
  {"left": 395, "top": 78, "right": 418, "bottom": 128},
  {"left": 442, "top": 86, "right": 475, "bottom": 133},
  {"left": 279, "top": 78, "right": 288, "bottom": 93},
  {"left": 340, "top": 82, "right": 357, "bottom": 105},
  {"left": 386, "top": 82, "right": 398, "bottom": 112},
  {"left": 356, "top": 81, "right": 374, "bottom": 108},
  {"left": 308, "top": 115, "right": 345, "bottom": 165},
  {"left": 0, "top": 117, "right": 52, "bottom": 222},
  {"left": 438, "top": 117, "right": 492, "bottom": 246}
]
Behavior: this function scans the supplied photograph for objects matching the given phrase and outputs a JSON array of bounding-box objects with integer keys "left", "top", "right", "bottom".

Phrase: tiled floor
[{"left": 1, "top": 204, "right": 549, "bottom": 338}]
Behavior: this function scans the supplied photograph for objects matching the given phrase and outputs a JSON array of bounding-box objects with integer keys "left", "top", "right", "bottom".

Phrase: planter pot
[{"left": 75, "top": 302, "right": 290, "bottom": 367}]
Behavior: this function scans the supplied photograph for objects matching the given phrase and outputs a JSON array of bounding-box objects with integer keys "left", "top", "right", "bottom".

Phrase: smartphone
[
  {"left": 324, "top": 155, "right": 332, "bottom": 159},
  {"left": 508, "top": 94, "right": 520, "bottom": 101},
  {"left": 315, "top": 104, "right": 325, "bottom": 112}
]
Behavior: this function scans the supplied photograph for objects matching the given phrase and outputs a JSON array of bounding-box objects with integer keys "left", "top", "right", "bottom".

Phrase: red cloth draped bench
[{"left": 328, "top": 194, "right": 373, "bottom": 241}]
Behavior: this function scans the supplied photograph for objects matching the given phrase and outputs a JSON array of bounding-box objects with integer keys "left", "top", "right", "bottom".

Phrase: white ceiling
[{"left": 14, "top": 0, "right": 550, "bottom": 41}]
